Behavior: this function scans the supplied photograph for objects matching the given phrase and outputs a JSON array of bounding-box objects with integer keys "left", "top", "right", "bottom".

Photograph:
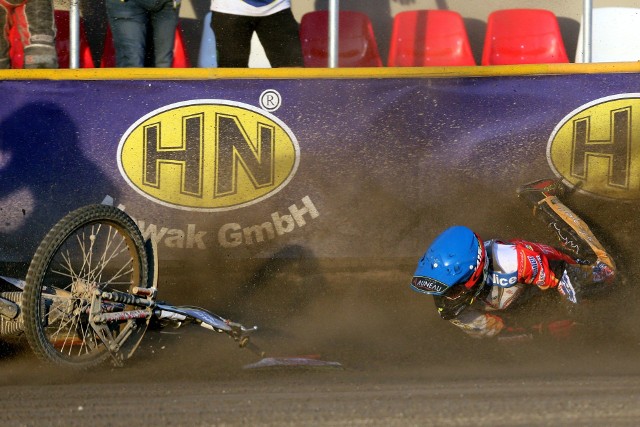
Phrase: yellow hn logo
[
  {"left": 118, "top": 100, "right": 299, "bottom": 211},
  {"left": 547, "top": 94, "right": 640, "bottom": 200}
]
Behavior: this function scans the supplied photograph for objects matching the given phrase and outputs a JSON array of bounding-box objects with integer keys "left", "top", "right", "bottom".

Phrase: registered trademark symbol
[{"left": 259, "top": 89, "right": 282, "bottom": 112}]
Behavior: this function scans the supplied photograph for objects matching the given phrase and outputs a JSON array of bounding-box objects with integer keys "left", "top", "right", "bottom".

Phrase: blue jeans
[{"left": 105, "top": 0, "right": 179, "bottom": 67}]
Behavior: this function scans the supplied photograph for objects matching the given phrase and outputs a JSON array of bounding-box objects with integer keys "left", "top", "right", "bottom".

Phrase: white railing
[
  {"left": 582, "top": 0, "right": 593, "bottom": 62},
  {"left": 69, "top": 0, "right": 80, "bottom": 69},
  {"left": 328, "top": 0, "right": 339, "bottom": 68}
]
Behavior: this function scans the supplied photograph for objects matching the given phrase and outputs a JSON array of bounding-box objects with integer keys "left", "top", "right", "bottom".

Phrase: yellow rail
[{"left": 1, "top": 62, "right": 640, "bottom": 80}]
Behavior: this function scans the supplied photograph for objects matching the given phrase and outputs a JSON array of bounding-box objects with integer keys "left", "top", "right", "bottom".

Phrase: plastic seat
[
  {"left": 171, "top": 24, "right": 190, "bottom": 68},
  {"left": 576, "top": 7, "right": 640, "bottom": 63},
  {"left": 101, "top": 23, "right": 191, "bottom": 68},
  {"left": 299, "top": 10, "right": 382, "bottom": 67},
  {"left": 482, "top": 9, "right": 569, "bottom": 65},
  {"left": 9, "top": 10, "right": 95, "bottom": 68},
  {"left": 100, "top": 26, "right": 116, "bottom": 68},
  {"left": 388, "top": 10, "right": 475, "bottom": 66}
]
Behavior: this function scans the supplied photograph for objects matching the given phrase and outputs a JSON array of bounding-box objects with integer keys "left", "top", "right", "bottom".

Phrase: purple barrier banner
[{"left": 1, "top": 73, "right": 639, "bottom": 292}]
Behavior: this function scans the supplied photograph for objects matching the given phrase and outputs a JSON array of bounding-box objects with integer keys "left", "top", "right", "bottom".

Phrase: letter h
[
  {"left": 143, "top": 114, "right": 203, "bottom": 196},
  {"left": 572, "top": 107, "right": 631, "bottom": 188}
]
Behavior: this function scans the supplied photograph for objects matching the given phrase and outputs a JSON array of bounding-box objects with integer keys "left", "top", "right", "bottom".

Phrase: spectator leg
[
  {"left": 13, "top": 0, "right": 57, "bottom": 68},
  {"left": 150, "top": 0, "right": 178, "bottom": 68},
  {"left": 105, "top": 0, "right": 147, "bottom": 67},
  {"left": 211, "top": 11, "right": 254, "bottom": 68},
  {"left": 255, "top": 9, "right": 303, "bottom": 68}
]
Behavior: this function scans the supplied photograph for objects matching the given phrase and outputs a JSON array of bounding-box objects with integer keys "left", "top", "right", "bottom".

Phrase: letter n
[{"left": 215, "top": 113, "right": 274, "bottom": 197}]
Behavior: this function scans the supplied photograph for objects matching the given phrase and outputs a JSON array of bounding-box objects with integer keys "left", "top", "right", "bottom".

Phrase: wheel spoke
[{"left": 94, "top": 227, "right": 133, "bottom": 289}]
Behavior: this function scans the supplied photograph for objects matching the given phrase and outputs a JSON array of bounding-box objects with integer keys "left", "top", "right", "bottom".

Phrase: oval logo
[
  {"left": 117, "top": 100, "right": 299, "bottom": 211},
  {"left": 547, "top": 94, "right": 640, "bottom": 200}
]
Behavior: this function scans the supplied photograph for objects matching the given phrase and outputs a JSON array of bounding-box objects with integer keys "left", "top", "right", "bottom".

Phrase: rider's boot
[{"left": 517, "top": 178, "right": 565, "bottom": 207}]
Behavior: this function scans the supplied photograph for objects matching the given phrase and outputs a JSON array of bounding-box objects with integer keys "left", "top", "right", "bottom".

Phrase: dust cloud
[{"left": 2, "top": 186, "right": 640, "bottom": 384}]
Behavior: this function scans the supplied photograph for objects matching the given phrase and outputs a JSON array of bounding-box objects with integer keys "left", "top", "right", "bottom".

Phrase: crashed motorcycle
[{"left": 0, "top": 205, "right": 259, "bottom": 368}]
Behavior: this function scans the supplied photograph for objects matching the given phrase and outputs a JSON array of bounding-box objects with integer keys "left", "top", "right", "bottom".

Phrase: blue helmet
[{"left": 411, "top": 226, "right": 488, "bottom": 319}]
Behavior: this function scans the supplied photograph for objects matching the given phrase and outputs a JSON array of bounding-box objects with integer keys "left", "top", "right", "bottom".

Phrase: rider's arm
[
  {"left": 448, "top": 306, "right": 576, "bottom": 340},
  {"left": 509, "top": 240, "right": 576, "bottom": 290}
]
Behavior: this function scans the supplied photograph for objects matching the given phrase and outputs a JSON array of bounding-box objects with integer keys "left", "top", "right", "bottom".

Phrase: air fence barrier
[{"left": 1, "top": 65, "right": 639, "bottom": 304}]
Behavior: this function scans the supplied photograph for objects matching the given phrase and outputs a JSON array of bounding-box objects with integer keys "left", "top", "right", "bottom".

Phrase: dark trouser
[
  {"left": 211, "top": 8, "right": 303, "bottom": 68},
  {"left": 105, "top": 0, "right": 179, "bottom": 67},
  {"left": 0, "top": 0, "right": 57, "bottom": 69}
]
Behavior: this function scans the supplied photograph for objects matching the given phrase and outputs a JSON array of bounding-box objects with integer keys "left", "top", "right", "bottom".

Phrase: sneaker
[{"left": 517, "top": 178, "right": 565, "bottom": 198}]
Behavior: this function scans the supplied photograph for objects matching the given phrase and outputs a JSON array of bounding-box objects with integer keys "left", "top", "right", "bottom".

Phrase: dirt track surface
[
  {"left": 2, "top": 347, "right": 640, "bottom": 427},
  {"left": 2, "top": 280, "right": 640, "bottom": 426},
  {"left": 3, "top": 376, "right": 640, "bottom": 427}
]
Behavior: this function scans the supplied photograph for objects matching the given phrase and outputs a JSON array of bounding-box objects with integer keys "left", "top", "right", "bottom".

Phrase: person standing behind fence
[
  {"left": 0, "top": 0, "right": 58, "bottom": 69},
  {"left": 105, "top": 0, "right": 180, "bottom": 67},
  {"left": 210, "top": 0, "right": 302, "bottom": 67}
]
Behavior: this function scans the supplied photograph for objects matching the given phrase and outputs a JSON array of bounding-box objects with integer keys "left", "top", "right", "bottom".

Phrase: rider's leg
[
  {"left": 517, "top": 178, "right": 615, "bottom": 269},
  {"left": 517, "top": 179, "right": 616, "bottom": 302}
]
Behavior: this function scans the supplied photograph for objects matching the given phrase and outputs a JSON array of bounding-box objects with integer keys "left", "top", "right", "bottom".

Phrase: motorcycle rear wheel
[{"left": 23, "top": 205, "right": 150, "bottom": 368}]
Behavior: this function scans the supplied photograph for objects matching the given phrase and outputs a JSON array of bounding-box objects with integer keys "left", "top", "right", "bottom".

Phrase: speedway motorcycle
[{"left": 0, "top": 205, "right": 259, "bottom": 368}]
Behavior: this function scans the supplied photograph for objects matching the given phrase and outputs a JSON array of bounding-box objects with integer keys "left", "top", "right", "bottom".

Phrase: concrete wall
[{"left": 55, "top": 0, "right": 640, "bottom": 66}]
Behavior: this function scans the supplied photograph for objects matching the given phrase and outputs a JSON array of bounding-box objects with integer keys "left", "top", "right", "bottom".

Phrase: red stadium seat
[
  {"left": 9, "top": 10, "right": 95, "bottom": 68},
  {"left": 100, "top": 26, "right": 115, "bottom": 68},
  {"left": 388, "top": 10, "right": 475, "bottom": 66},
  {"left": 101, "top": 23, "right": 191, "bottom": 68},
  {"left": 299, "top": 10, "right": 382, "bottom": 67},
  {"left": 171, "top": 24, "right": 191, "bottom": 68},
  {"left": 482, "top": 9, "right": 569, "bottom": 65}
]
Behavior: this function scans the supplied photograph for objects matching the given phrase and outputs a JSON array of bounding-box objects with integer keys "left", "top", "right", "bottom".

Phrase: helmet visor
[
  {"left": 435, "top": 275, "right": 487, "bottom": 320},
  {"left": 442, "top": 283, "right": 472, "bottom": 300}
]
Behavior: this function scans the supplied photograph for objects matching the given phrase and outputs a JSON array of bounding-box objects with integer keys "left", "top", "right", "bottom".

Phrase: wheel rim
[{"left": 36, "top": 220, "right": 145, "bottom": 362}]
